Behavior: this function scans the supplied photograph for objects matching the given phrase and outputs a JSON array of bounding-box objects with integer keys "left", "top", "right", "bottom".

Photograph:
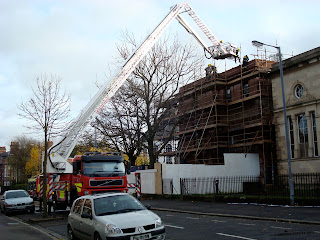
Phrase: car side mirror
[{"left": 81, "top": 212, "right": 92, "bottom": 220}]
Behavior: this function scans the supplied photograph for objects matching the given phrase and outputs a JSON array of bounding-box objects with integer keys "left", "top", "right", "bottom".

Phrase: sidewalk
[{"left": 141, "top": 198, "right": 320, "bottom": 225}]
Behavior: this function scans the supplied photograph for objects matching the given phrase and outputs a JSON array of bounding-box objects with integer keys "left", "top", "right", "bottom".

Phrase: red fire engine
[{"left": 33, "top": 152, "right": 129, "bottom": 210}]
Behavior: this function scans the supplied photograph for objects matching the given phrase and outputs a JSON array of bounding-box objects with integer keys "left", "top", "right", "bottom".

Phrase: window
[
  {"left": 311, "top": 112, "right": 318, "bottom": 157},
  {"left": 226, "top": 88, "right": 231, "bottom": 102},
  {"left": 165, "top": 144, "right": 172, "bottom": 153},
  {"left": 82, "top": 199, "right": 92, "bottom": 215},
  {"left": 6, "top": 190, "right": 29, "bottom": 199},
  {"left": 73, "top": 198, "right": 84, "bottom": 214},
  {"left": 297, "top": 114, "right": 308, "bottom": 157},
  {"left": 94, "top": 195, "right": 145, "bottom": 216},
  {"left": 288, "top": 116, "right": 295, "bottom": 159},
  {"left": 83, "top": 161, "right": 125, "bottom": 176},
  {"left": 230, "top": 136, "right": 234, "bottom": 145},
  {"left": 243, "top": 82, "right": 249, "bottom": 98},
  {"left": 294, "top": 84, "right": 304, "bottom": 99},
  {"left": 166, "top": 156, "right": 172, "bottom": 164}
]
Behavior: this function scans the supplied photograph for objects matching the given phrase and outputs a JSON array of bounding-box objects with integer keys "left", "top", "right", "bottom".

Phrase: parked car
[
  {"left": 68, "top": 193, "right": 165, "bottom": 240},
  {"left": 0, "top": 189, "right": 35, "bottom": 216}
]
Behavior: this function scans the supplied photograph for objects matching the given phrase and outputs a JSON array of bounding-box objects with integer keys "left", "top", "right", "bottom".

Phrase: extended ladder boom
[{"left": 48, "top": 2, "right": 239, "bottom": 173}]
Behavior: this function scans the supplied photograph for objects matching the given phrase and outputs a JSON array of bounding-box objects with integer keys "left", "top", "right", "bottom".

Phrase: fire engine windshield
[{"left": 83, "top": 161, "right": 125, "bottom": 177}]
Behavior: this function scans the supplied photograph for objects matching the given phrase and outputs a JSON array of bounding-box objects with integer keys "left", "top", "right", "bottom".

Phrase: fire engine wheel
[
  {"left": 67, "top": 225, "right": 78, "bottom": 240},
  {"left": 94, "top": 232, "right": 102, "bottom": 240}
]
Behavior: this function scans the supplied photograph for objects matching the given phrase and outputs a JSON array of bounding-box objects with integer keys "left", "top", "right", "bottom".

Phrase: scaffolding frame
[{"left": 159, "top": 58, "right": 276, "bottom": 179}]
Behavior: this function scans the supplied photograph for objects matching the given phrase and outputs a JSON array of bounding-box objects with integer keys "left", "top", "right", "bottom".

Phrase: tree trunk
[
  {"left": 148, "top": 141, "right": 156, "bottom": 169},
  {"left": 127, "top": 152, "right": 137, "bottom": 167},
  {"left": 42, "top": 132, "right": 48, "bottom": 218}
]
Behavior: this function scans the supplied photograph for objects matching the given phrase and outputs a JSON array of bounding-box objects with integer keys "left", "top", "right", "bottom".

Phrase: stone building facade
[
  {"left": 271, "top": 46, "right": 320, "bottom": 174},
  {"left": 0, "top": 147, "right": 11, "bottom": 191}
]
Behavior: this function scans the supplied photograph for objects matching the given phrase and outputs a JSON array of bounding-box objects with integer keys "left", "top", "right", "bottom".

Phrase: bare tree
[
  {"left": 114, "top": 32, "right": 204, "bottom": 168},
  {"left": 94, "top": 82, "right": 145, "bottom": 166},
  {"left": 71, "top": 129, "right": 113, "bottom": 157},
  {"left": 18, "top": 74, "right": 70, "bottom": 218}
]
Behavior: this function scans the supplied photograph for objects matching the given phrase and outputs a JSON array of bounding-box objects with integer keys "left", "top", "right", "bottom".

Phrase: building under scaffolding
[{"left": 160, "top": 59, "right": 276, "bottom": 179}]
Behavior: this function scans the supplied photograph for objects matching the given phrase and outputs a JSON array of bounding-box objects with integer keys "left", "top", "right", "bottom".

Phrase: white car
[
  {"left": 68, "top": 193, "right": 165, "bottom": 240},
  {"left": 0, "top": 189, "right": 35, "bottom": 216}
]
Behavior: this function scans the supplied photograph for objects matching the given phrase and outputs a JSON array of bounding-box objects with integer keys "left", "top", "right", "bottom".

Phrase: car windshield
[
  {"left": 83, "top": 161, "right": 125, "bottom": 177},
  {"left": 6, "top": 191, "right": 29, "bottom": 199},
  {"left": 94, "top": 195, "right": 146, "bottom": 216}
]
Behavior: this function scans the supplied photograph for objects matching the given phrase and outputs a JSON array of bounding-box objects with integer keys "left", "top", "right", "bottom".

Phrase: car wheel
[
  {"left": 67, "top": 225, "right": 78, "bottom": 240},
  {"left": 94, "top": 233, "right": 102, "bottom": 240},
  {"left": 4, "top": 207, "right": 10, "bottom": 216}
]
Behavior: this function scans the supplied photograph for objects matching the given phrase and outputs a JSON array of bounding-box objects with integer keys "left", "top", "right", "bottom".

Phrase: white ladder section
[
  {"left": 183, "top": 4, "right": 238, "bottom": 59},
  {"left": 49, "top": 4, "right": 187, "bottom": 171},
  {"left": 184, "top": 4, "right": 221, "bottom": 47}
]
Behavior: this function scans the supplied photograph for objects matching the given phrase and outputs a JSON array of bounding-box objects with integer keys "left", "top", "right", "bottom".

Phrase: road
[
  {"left": 7, "top": 207, "right": 320, "bottom": 240},
  {"left": 155, "top": 210, "right": 320, "bottom": 240},
  {"left": 0, "top": 213, "right": 55, "bottom": 240}
]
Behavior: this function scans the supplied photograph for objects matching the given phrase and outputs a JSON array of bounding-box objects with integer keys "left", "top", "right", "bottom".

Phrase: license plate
[{"left": 131, "top": 233, "right": 151, "bottom": 240}]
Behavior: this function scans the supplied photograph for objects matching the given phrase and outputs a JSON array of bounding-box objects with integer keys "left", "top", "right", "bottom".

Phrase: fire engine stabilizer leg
[
  {"left": 39, "top": 198, "right": 43, "bottom": 212},
  {"left": 48, "top": 201, "right": 52, "bottom": 215}
]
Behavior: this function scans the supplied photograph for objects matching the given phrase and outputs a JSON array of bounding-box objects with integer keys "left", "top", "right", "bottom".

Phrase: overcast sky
[{"left": 1, "top": 0, "right": 319, "bottom": 150}]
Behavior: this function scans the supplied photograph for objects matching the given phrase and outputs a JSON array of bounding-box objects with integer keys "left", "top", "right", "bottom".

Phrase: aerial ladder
[{"left": 48, "top": 2, "right": 239, "bottom": 173}]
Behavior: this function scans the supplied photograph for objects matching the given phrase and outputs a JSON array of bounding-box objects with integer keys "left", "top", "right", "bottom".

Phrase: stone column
[
  {"left": 154, "top": 162, "right": 163, "bottom": 194},
  {"left": 292, "top": 116, "right": 299, "bottom": 159},
  {"left": 306, "top": 113, "right": 314, "bottom": 157}
]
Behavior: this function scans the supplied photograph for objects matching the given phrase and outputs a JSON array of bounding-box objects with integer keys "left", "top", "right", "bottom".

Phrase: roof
[
  {"left": 77, "top": 192, "right": 127, "bottom": 200},
  {"left": 4, "top": 189, "right": 28, "bottom": 193},
  {"left": 272, "top": 46, "right": 320, "bottom": 72},
  {"left": 82, "top": 154, "right": 124, "bottom": 162}
]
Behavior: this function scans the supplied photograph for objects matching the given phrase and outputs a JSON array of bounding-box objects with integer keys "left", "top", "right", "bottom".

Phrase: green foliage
[{"left": 25, "top": 145, "right": 40, "bottom": 177}]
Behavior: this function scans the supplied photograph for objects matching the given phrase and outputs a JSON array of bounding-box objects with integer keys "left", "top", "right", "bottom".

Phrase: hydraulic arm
[{"left": 48, "top": 2, "right": 239, "bottom": 173}]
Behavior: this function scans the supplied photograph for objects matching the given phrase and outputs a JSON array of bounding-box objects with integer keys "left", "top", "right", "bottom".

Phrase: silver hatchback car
[{"left": 68, "top": 193, "right": 165, "bottom": 240}]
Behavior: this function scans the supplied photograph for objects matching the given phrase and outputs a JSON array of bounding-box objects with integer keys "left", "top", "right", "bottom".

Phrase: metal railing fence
[{"left": 180, "top": 173, "right": 320, "bottom": 197}]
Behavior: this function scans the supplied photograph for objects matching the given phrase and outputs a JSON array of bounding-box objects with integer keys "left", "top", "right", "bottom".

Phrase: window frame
[
  {"left": 294, "top": 84, "right": 304, "bottom": 99},
  {"left": 226, "top": 88, "right": 231, "bottom": 102},
  {"left": 243, "top": 82, "right": 249, "bottom": 98},
  {"left": 297, "top": 113, "right": 308, "bottom": 157},
  {"left": 72, "top": 198, "right": 85, "bottom": 215},
  {"left": 288, "top": 116, "right": 295, "bottom": 159},
  {"left": 311, "top": 112, "right": 318, "bottom": 157},
  {"left": 82, "top": 198, "right": 92, "bottom": 216}
]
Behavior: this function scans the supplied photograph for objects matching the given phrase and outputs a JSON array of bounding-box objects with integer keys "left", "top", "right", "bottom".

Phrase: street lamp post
[{"left": 252, "top": 40, "right": 294, "bottom": 205}]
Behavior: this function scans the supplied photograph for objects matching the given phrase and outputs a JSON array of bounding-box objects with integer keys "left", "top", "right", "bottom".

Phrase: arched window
[{"left": 294, "top": 84, "right": 304, "bottom": 99}]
